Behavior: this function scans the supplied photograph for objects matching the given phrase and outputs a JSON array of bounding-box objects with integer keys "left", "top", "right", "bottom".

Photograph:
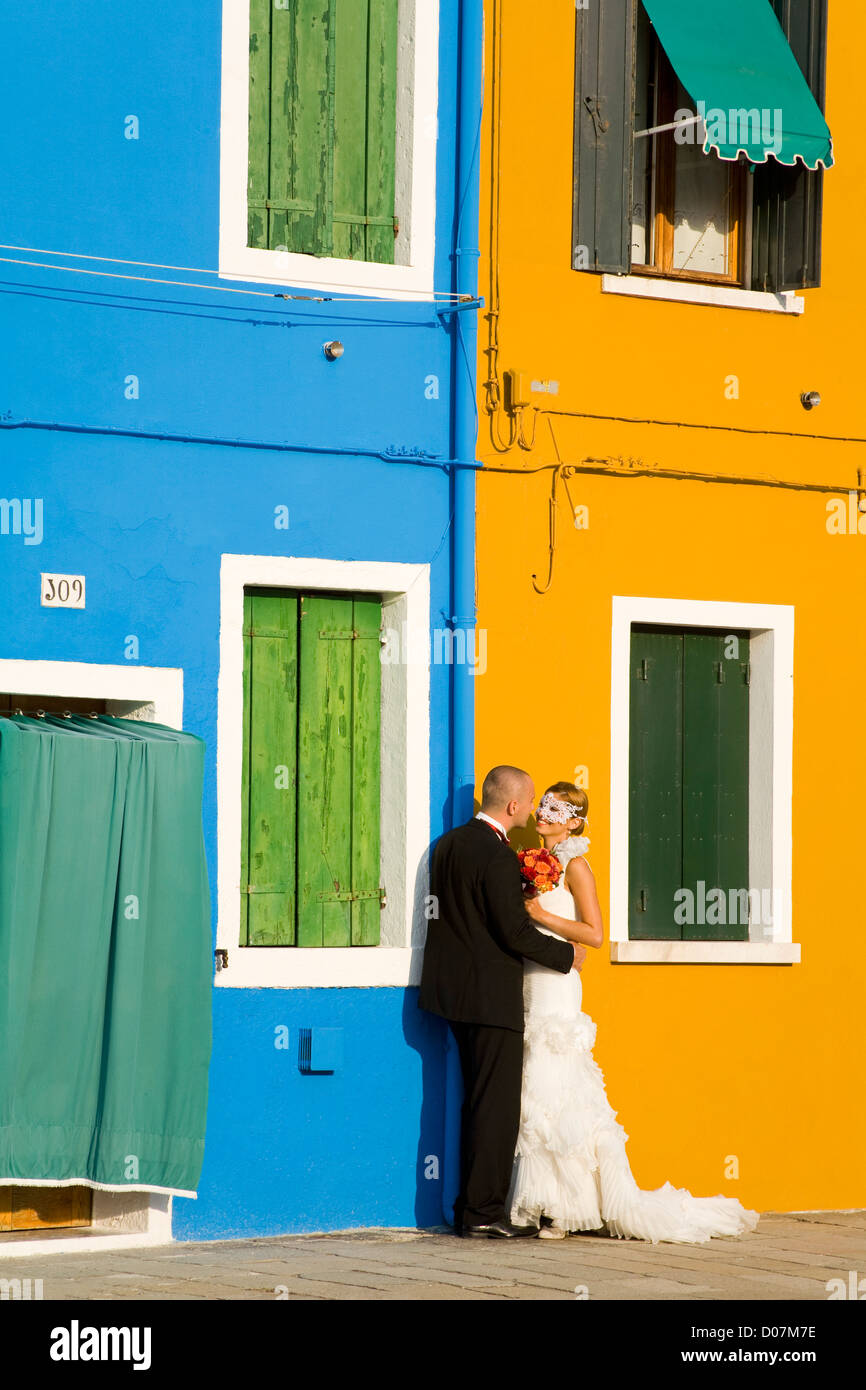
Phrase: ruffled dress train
[{"left": 508, "top": 866, "right": 760, "bottom": 1245}]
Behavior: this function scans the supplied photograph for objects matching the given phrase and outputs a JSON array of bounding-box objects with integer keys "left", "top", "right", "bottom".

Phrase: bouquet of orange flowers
[{"left": 516, "top": 846, "right": 562, "bottom": 896}]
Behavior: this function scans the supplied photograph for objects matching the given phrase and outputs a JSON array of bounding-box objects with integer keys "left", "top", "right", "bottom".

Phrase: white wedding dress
[{"left": 508, "top": 836, "right": 760, "bottom": 1243}]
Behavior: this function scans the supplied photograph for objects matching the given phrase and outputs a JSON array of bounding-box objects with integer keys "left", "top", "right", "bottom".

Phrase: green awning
[
  {"left": 0, "top": 716, "right": 212, "bottom": 1198},
  {"left": 641, "top": 0, "right": 833, "bottom": 170}
]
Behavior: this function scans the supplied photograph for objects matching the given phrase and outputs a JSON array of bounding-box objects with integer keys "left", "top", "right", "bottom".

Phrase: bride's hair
[{"left": 543, "top": 781, "right": 588, "bottom": 833}]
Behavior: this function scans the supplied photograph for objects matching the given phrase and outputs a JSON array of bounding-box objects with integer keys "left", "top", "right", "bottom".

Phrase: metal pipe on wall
[{"left": 442, "top": 0, "right": 484, "bottom": 1230}]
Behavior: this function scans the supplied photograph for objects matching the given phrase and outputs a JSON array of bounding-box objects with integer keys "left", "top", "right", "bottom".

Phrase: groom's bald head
[{"left": 480, "top": 765, "right": 533, "bottom": 814}]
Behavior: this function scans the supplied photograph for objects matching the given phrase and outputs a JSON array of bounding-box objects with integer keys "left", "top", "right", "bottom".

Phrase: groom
[{"left": 419, "top": 765, "right": 585, "bottom": 1237}]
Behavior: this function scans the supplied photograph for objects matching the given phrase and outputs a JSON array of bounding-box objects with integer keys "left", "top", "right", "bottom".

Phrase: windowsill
[
  {"left": 610, "top": 941, "right": 801, "bottom": 964},
  {"left": 213, "top": 946, "right": 423, "bottom": 989},
  {"left": 601, "top": 273, "right": 804, "bottom": 315}
]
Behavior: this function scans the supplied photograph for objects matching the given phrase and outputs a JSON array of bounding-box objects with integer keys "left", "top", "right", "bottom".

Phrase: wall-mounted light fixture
[
  {"left": 323, "top": 341, "right": 344, "bottom": 361},
  {"left": 800, "top": 390, "right": 821, "bottom": 410}
]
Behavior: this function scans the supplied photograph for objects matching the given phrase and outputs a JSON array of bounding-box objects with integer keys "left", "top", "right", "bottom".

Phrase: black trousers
[{"left": 448, "top": 1020, "right": 524, "bottom": 1228}]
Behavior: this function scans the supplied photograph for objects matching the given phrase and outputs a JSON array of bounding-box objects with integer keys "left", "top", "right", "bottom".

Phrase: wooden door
[{"left": 0, "top": 1186, "right": 92, "bottom": 1232}]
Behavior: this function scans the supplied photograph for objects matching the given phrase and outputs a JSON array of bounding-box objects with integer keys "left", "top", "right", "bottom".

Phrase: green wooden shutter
[
  {"left": 247, "top": 0, "right": 398, "bottom": 263},
  {"left": 629, "top": 627, "right": 750, "bottom": 941},
  {"left": 241, "top": 591, "right": 298, "bottom": 946},
  {"left": 682, "top": 633, "right": 750, "bottom": 942},
  {"left": 628, "top": 628, "right": 683, "bottom": 940},
  {"left": 573, "top": 0, "right": 636, "bottom": 273},
  {"left": 247, "top": 0, "right": 273, "bottom": 252},
  {"left": 297, "top": 593, "right": 382, "bottom": 947},
  {"left": 333, "top": 0, "right": 398, "bottom": 262},
  {"left": 751, "top": 0, "right": 828, "bottom": 291}
]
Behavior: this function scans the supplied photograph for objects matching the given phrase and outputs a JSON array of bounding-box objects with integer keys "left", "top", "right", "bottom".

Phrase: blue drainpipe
[{"left": 442, "top": 0, "right": 484, "bottom": 1227}]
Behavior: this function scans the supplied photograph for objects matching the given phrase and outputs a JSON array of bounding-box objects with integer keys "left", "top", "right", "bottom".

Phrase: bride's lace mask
[{"left": 536, "top": 792, "right": 583, "bottom": 824}]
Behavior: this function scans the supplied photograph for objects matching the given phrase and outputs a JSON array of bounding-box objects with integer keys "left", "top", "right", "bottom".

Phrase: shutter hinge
[
  {"left": 215, "top": 949, "right": 228, "bottom": 971},
  {"left": 745, "top": 663, "right": 751, "bottom": 686},
  {"left": 637, "top": 658, "right": 649, "bottom": 681},
  {"left": 584, "top": 96, "right": 610, "bottom": 137},
  {"left": 716, "top": 661, "right": 725, "bottom": 683},
  {"left": 638, "top": 889, "right": 647, "bottom": 912},
  {"left": 315, "top": 887, "right": 386, "bottom": 903},
  {"left": 318, "top": 629, "right": 359, "bottom": 639}
]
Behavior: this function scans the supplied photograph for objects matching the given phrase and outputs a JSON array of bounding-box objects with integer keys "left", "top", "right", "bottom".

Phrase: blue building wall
[{"left": 0, "top": 1, "right": 468, "bottom": 1238}]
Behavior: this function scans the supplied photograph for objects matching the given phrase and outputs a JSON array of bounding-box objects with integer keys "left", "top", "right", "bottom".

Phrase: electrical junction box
[
  {"left": 298, "top": 1027, "right": 344, "bottom": 1074},
  {"left": 503, "top": 369, "right": 560, "bottom": 410}
]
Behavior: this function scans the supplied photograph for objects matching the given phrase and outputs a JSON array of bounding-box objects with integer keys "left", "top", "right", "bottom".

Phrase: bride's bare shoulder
[{"left": 565, "top": 855, "right": 594, "bottom": 883}]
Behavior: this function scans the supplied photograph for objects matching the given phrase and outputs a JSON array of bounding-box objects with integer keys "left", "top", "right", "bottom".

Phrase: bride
[{"left": 507, "top": 781, "right": 760, "bottom": 1244}]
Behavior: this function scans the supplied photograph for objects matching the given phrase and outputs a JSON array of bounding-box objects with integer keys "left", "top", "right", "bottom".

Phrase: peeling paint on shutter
[
  {"left": 248, "top": 0, "right": 397, "bottom": 263},
  {"left": 241, "top": 591, "right": 298, "bottom": 946},
  {"left": 297, "top": 593, "right": 382, "bottom": 947}
]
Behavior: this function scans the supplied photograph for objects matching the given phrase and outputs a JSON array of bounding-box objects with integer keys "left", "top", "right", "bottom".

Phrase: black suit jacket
[{"left": 418, "top": 817, "right": 575, "bottom": 1031}]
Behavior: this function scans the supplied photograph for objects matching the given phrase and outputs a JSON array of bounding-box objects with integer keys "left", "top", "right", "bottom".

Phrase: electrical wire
[
  {"left": 0, "top": 277, "right": 465, "bottom": 334},
  {"left": 0, "top": 252, "right": 475, "bottom": 307},
  {"left": 531, "top": 405, "right": 866, "bottom": 447},
  {"left": 0, "top": 241, "right": 470, "bottom": 301},
  {"left": 483, "top": 412, "right": 866, "bottom": 592}
]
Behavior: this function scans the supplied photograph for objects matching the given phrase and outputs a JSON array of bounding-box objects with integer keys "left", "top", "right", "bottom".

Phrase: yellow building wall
[{"left": 475, "top": 0, "right": 865, "bottom": 1212}]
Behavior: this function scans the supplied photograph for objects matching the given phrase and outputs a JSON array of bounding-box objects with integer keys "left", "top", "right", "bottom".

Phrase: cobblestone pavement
[{"left": 1, "top": 1211, "right": 863, "bottom": 1301}]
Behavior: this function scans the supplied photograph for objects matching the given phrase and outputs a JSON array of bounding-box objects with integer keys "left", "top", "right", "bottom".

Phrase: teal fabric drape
[
  {"left": 641, "top": 0, "right": 834, "bottom": 169},
  {"left": 0, "top": 715, "right": 212, "bottom": 1197}
]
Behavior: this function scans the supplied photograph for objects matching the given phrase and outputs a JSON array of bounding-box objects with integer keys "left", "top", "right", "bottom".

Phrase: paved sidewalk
[{"left": 1, "top": 1211, "right": 863, "bottom": 1300}]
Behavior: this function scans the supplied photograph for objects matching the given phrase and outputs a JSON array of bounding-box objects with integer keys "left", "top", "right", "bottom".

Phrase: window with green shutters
[
  {"left": 247, "top": 0, "right": 399, "bottom": 263},
  {"left": 241, "top": 588, "right": 383, "bottom": 946},
  {"left": 573, "top": 0, "right": 830, "bottom": 289},
  {"left": 629, "top": 624, "right": 750, "bottom": 941}
]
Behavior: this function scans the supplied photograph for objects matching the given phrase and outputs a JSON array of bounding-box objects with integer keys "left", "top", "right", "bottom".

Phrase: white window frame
[
  {"left": 219, "top": 0, "right": 440, "bottom": 301},
  {"left": 601, "top": 274, "right": 805, "bottom": 315},
  {"left": 216, "top": 553, "right": 431, "bottom": 988},
  {"left": 0, "top": 658, "right": 182, "bottom": 1256},
  {"left": 609, "top": 597, "right": 799, "bottom": 964}
]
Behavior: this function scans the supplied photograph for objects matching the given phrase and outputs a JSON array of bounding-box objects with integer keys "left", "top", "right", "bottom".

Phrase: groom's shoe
[{"left": 461, "top": 1219, "right": 540, "bottom": 1239}]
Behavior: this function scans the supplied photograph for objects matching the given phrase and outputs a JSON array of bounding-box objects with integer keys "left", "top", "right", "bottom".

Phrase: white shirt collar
[{"left": 475, "top": 811, "right": 508, "bottom": 839}]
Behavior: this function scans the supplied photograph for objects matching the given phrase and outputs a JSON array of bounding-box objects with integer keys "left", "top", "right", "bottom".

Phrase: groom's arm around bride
[{"left": 418, "top": 810, "right": 580, "bottom": 1031}]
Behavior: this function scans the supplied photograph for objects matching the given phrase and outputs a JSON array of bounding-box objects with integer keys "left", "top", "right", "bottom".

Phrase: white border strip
[
  {"left": 611, "top": 941, "right": 800, "bottom": 964},
  {"left": 0, "top": 1230, "right": 171, "bottom": 1259},
  {"left": 0, "top": 660, "right": 182, "bottom": 720}
]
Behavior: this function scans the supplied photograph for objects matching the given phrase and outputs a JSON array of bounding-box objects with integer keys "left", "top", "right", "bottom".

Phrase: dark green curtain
[{"left": 0, "top": 715, "right": 212, "bottom": 1197}]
